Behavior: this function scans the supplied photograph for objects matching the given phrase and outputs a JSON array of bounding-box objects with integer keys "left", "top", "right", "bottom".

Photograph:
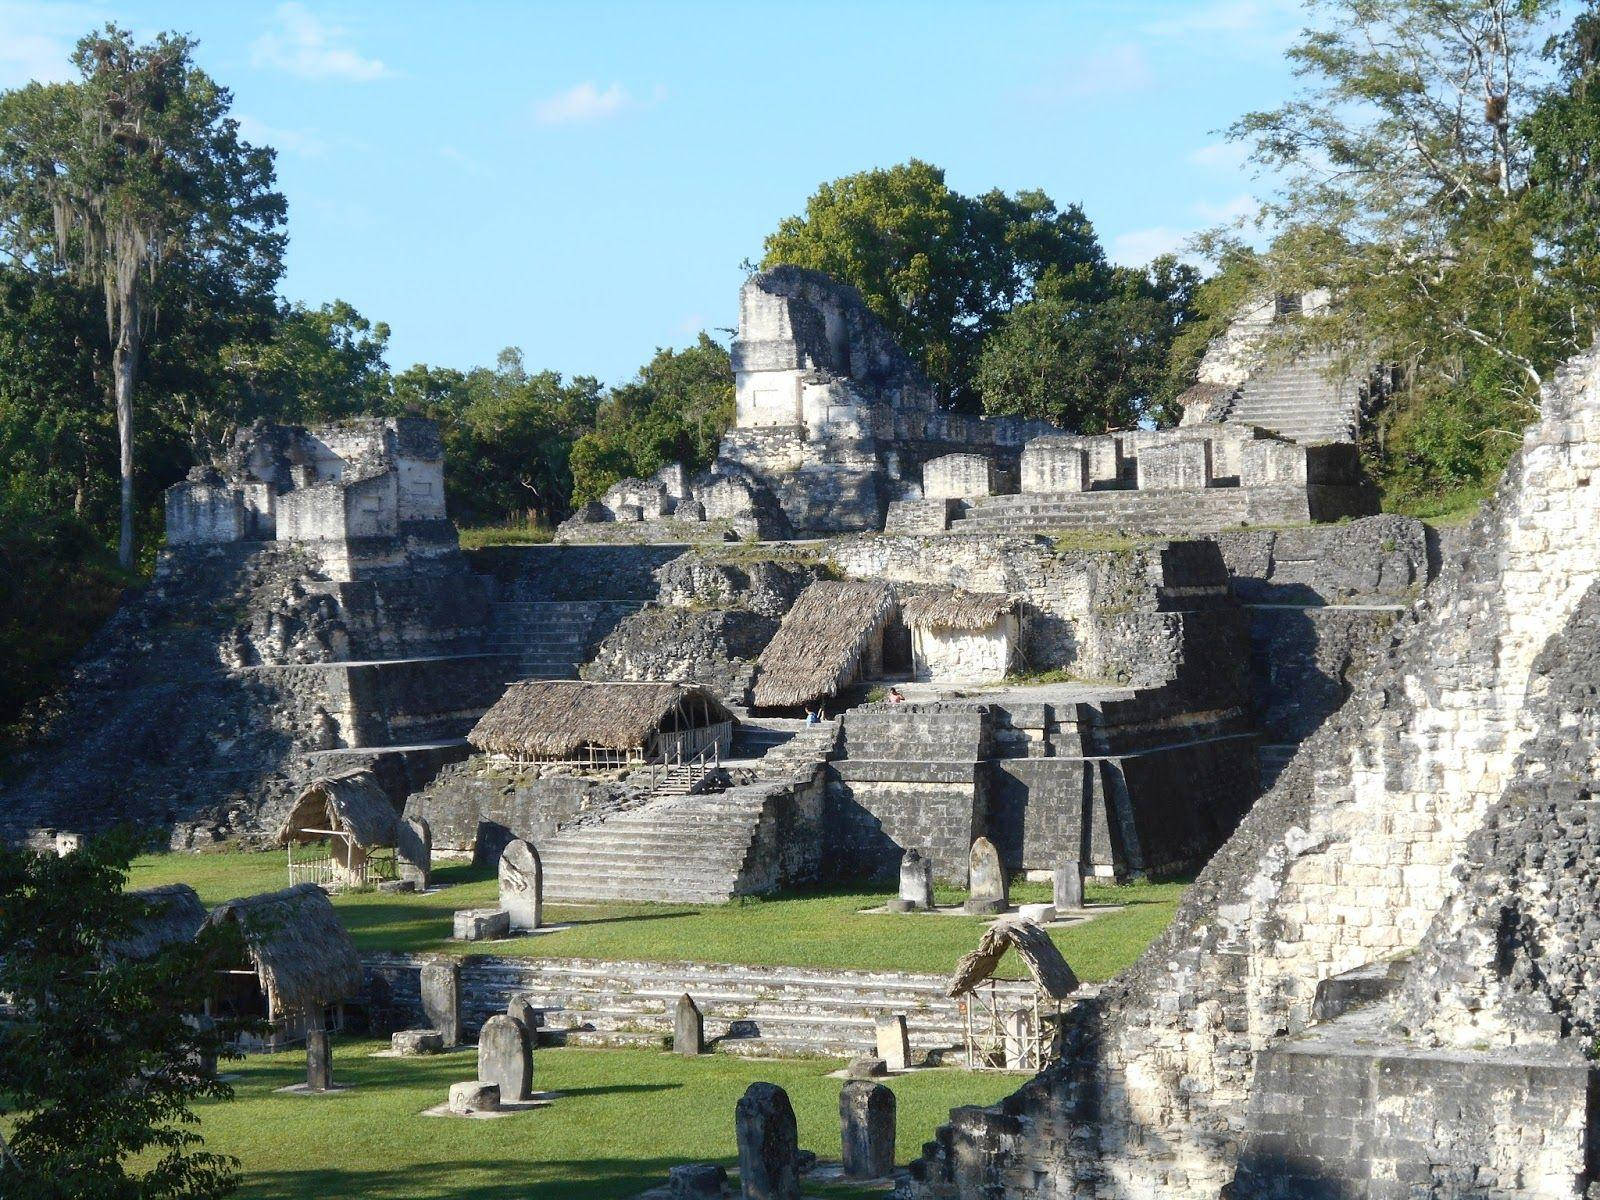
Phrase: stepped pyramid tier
[{"left": 903, "top": 345, "right": 1600, "bottom": 1199}]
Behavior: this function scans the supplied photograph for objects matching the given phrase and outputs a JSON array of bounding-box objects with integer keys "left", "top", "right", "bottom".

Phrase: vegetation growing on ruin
[{"left": 126, "top": 851, "right": 1185, "bottom": 983}]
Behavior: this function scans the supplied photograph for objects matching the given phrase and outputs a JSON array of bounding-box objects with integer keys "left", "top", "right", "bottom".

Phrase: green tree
[
  {"left": 221, "top": 300, "right": 392, "bottom": 435},
  {"left": 0, "top": 830, "right": 242, "bottom": 1198},
  {"left": 568, "top": 334, "right": 734, "bottom": 505},
  {"left": 0, "top": 26, "right": 285, "bottom": 567},
  {"left": 760, "top": 161, "right": 1105, "bottom": 406},
  {"left": 1222, "top": 0, "right": 1577, "bottom": 508},
  {"left": 977, "top": 257, "right": 1201, "bottom": 431},
  {"left": 396, "top": 349, "right": 602, "bottom": 526}
]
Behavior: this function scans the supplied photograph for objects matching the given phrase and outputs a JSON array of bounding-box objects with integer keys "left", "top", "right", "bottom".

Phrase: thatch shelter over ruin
[
  {"left": 751, "top": 579, "right": 898, "bottom": 709},
  {"left": 901, "top": 588, "right": 1021, "bottom": 684},
  {"left": 204, "top": 883, "right": 362, "bottom": 1044},
  {"left": 109, "top": 883, "right": 207, "bottom": 962},
  {"left": 276, "top": 769, "right": 400, "bottom": 890},
  {"left": 949, "top": 917, "right": 1079, "bottom": 1071},
  {"left": 468, "top": 679, "right": 734, "bottom": 769}
]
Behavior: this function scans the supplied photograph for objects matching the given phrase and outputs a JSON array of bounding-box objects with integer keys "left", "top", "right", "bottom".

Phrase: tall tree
[
  {"left": 0, "top": 830, "right": 243, "bottom": 1199},
  {"left": 0, "top": 26, "right": 285, "bottom": 567},
  {"left": 1222, "top": 0, "right": 1576, "bottom": 506},
  {"left": 760, "top": 161, "right": 1106, "bottom": 407}
]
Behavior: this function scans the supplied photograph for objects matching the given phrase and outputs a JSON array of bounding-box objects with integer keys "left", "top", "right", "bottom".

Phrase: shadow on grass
[
  {"left": 553, "top": 1082, "right": 683, "bottom": 1098},
  {"left": 239, "top": 1157, "right": 703, "bottom": 1200}
]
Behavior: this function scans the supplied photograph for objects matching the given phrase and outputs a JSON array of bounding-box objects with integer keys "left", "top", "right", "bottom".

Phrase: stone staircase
[
  {"left": 366, "top": 954, "right": 1061, "bottom": 1060},
  {"left": 538, "top": 788, "right": 776, "bottom": 904},
  {"left": 484, "top": 600, "right": 640, "bottom": 680},
  {"left": 731, "top": 715, "right": 842, "bottom": 773},
  {"left": 1224, "top": 349, "right": 1361, "bottom": 445},
  {"left": 947, "top": 486, "right": 1251, "bottom": 534}
]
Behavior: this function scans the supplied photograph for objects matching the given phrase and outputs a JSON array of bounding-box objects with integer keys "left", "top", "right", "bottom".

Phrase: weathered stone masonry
[{"left": 904, "top": 346, "right": 1600, "bottom": 1198}]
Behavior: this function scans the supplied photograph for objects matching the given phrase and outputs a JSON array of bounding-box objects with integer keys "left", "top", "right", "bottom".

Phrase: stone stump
[
  {"left": 735, "top": 1082, "right": 801, "bottom": 1200},
  {"left": 888, "top": 848, "right": 933, "bottom": 912},
  {"left": 874, "top": 1014, "right": 910, "bottom": 1073},
  {"left": 839, "top": 1080, "right": 896, "bottom": 1179},
  {"left": 477, "top": 1013, "right": 534, "bottom": 1102},
  {"left": 397, "top": 816, "right": 432, "bottom": 890},
  {"left": 448, "top": 1080, "right": 499, "bottom": 1115},
  {"left": 420, "top": 958, "right": 462, "bottom": 1046},
  {"left": 305, "top": 1026, "right": 333, "bottom": 1091},
  {"left": 1053, "top": 858, "right": 1083, "bottom": 911},
  {"left": 499, "top": 838, "right": 544, "bottom": 932},
  {"left": 391, "top": 1028, "right": 444, "bottom": 1056},
  {"left": 508, "top": 992, "right": 546, "bottom": 1036},
  {"left": 674, "top": 993, "right": 705, "bottom": 1056},
  {"left": 669, "top": 1163, "right": 729, "bottom": 1199},
  {"left": 452, "top": 907, "right": 510, "bottom": 941},
  {"left": 1018, "top": 902, "right": 1056, "bottom": 924},
  {"left": 847, "top": 1056, "right": 887, "bottom": 1079},
  {"left": 963, "top": 837, "right": 1009, "bottom": 915}
]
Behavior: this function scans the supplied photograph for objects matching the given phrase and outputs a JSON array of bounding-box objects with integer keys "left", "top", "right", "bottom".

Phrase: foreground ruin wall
[{"left": 903, "top": 347, "right": 1600, "bottom": 1198}]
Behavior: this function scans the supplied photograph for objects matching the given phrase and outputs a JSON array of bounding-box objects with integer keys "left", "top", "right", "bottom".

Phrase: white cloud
[
  {"left": 439, "top": 145, "right": 492, "bottom": 179},
  {"left": 1188, "top": 141, "right": 1250, "bottom": 171},
  {"left": 251, "top": 3, "right": 388, "bottom": 82},
  {"left": 1142, "top": 0, "right": 1302, "bottom": 57},
  {"left": 1194, "top": 192, "right": 1258, "bottom": 223},
  {"left": 0, "top": 1, "right": 101, "bottom": 89},
  {"left": 1110, "top": 226, "right": 1193, "bottom": 266},
  {"left": 533, "top": 81, "right": 643, "bottom": 125},
  {"left": 1024, "top": 43, "right": 1153, "bottom": 103},
  {"left": 236, "top": 114, "right": 326, "bottom": 158}
]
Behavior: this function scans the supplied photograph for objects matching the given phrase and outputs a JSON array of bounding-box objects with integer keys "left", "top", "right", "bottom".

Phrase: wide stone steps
[
  {"left": 538, "top": 790, "right": 770, "bottom": 903},
  {"left": 486, "top": 599, "right": 643, "bottom": 681}
]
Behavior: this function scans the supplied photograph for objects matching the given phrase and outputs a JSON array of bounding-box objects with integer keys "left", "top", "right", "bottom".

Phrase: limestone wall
[{"left": 905, "top": 346, "right": 1600, "bottom": 1198}]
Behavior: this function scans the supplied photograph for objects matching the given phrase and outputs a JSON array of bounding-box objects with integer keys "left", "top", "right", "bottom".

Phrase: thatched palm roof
[
  {"left": 469, "top": 680, "right": 733, "bottom": 758},
  {"left": 204, "top": 883, "right": 361, "bottom": 1020},
  {"left": 751, "top": 580, "right": 897, "bottom": 708},
  {"left": 277, "top": 769, "right": 398, "bottom": 848},
  {"left": 110, "top": 884, "right": 207, "bottom": 961},
  {"left": 947, "top": 918, "right": 1079, "bottom": 1001},
  {"left": 901, "top": 589, "right": 1016, "bottom": 632}
]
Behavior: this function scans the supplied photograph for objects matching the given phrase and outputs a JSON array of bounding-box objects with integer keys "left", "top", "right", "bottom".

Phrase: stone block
[
  {"left": 1020, "top": 438, "right": 1089, "bottom": 493},
  {"left": 874, "top": 1014, "right": 910, "bottom": 1072},
  {"left": 452, "top": 907, "right": 510, "bottom": 941},
  {"left": 477, "top": 1013, "right": 533, "bottom": 1102},
  {"left": 892, "top": 848, "right": 933, "bottom": 912},
  {"left": 1136, "top": 439, "right": 1213, "bottom": 491},
  {"left": 847, "top": 1056, "right": 888, "bottom": 1079},
  {"left": 305, "top": 1027, "right": 333, "bottom": 1091},
  {"left": 53, "top": 832, "right": 81, "bottom": 857},
  {"left": 419, "top": 958, "right": 462, "bottom": 1045},
  {"left": 669, "top": 1162, "right": 729, "bottom": 1199},
  {"left": 963, "top": 837, "right": 1009, "bottom": 914},
  {"left": 735, "top": 1082, "right": 801, "bottom": 1200},
  {"left": 397, "top": 816, "right": 431, "bottom": 890},
  {"left": 840, "top": 1080, "right": 896, "bottom": 1180},
  {"left": 1241, "top": 438, "right": 1309, "bottom": 487},
  {"left": 675, "top": 993, "right": 705, "bottom": 1056},
  {"left": 1018, "top": 902, "right": 1056, "bottom": 923},
  {"left": 923, "top": 453, "right": 1003, "bottom": 500},
  {"left": 448, "top": 1080, "right": 499, "bottom": 1115},
  {"left": 498, "top": 838, "right": 543, "bottom": 932},
  {"left": 391, "top": 1028, "right": 444, "bottom": 1056},
  {"left": 1053, "top": 859, "right": 1084, "bottom": 911}
]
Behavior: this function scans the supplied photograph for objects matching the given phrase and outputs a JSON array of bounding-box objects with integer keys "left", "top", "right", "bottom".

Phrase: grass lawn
[
  {"left": 193, "top": 1040, "right": 1022, "bottom": 1199},
  {"left": 127, "top": 850, "right": 1185, "bottom": 982}
]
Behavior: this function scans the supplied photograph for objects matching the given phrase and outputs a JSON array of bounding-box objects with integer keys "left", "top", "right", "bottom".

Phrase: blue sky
[{"left": 1, "top": 1, "right": 1315, "bottom": 385}]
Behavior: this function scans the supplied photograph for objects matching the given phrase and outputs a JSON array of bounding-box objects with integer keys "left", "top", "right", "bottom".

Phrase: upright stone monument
[
  {"left": 498, "top": 838, "right": 543, "bottom": 932},
  {"left": 874, "top": 1013, "right": 910, "bottom": 1073},
  {"left": 1003, "top": 1007, "right": 1035, "bottom": 1070},
  {"left": 397, "top": 816, "right": 432, "bottom": 890},
  {"left": 419, "top": 957, "right": 462, "bottom": 1046},
  {"left": 305, "top": 1026, "right": 333, "bottom": 1091},
  {"left": 888, "top": 848, "right": 933, "bottom": 912},
  {"left": 963, "top": 837, "right": 1009, "bottom": 915},
  {"left": 839, "top": 1080, "right": 896, "bottom": 1180},
  {"left": 507, "top": 992, "right": 545, "bottom": 1037},
  {"left": 735, "top": 1082, "right": 801, "bottom": 1200},
  {"left": 1053, "top": 857, "right": 1084, "bottom": 911},
  {"left": 674, "top": 993, "right": 705, "bottom": 1056},
  {"left": 477, "top": 1013, "right": 534, "bottom": 1103}
]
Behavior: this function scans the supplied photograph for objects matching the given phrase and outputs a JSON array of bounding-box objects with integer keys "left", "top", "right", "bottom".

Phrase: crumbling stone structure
[
  {"left": 903, "top": 345, "right": 1600, "bottom": 1199},
  {"left": 166, "top": 417, "right": 454, "bottom": 580}
]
